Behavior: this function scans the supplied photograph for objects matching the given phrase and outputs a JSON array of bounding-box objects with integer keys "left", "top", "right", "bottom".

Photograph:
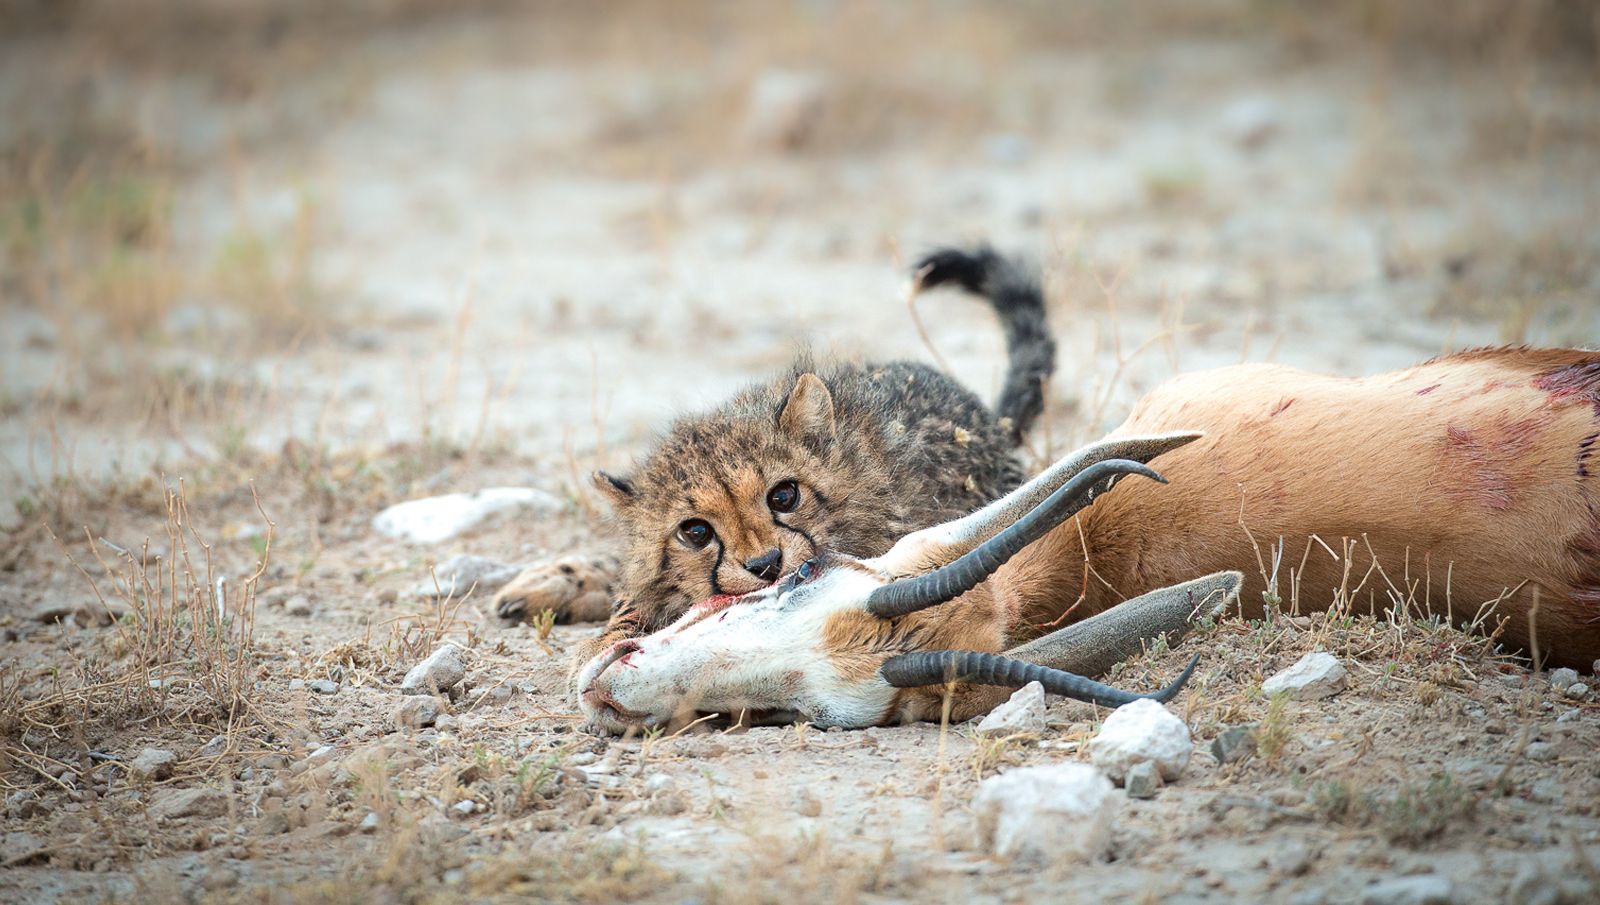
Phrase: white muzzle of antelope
[{"left": 578, "top": 432, "right": 1240, "bottom": 733}]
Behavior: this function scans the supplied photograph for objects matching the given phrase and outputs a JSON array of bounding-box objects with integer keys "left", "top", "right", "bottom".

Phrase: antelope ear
[
  {"left": 591, "top": 470, "right": 635, "bottom": 506},
  {"left": 777, "top": 373, "right": 836, "bottom": 439}
]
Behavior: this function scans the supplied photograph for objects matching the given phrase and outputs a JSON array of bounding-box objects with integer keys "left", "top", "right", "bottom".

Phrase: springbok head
[{"left": 577, "top": 432, "right": 1240, "bottom": 733}]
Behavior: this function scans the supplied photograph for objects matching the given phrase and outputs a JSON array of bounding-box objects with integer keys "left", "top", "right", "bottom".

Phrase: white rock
[
  {"left": 412, "top": 554, "right": 523, "bottom": 599},
  {"left": 741, "top": 69, "right": 827, "bottom": 150},
  {"left": 973, "top": 763, "right": 1117, "bottom": 864},
  {"left": 197, "top": 735, "right": 228, "bottom": 758},
  {"left": 371, "top": 488, "right": 560, "bottom": 544},
  {"left": 1087, "top": 698, "right": 1193, "bottom": 782},
  {"left": 1550, "top": 667, "right": 1580, "bottom": 691},
  {"left": 393, "top": 696, "right": 443, "bottom": 730},
  {"left": 975, "top": 682, "right": 1046, "bottom": 737},
  {"left": 1262, "top": 651, "right": 1348, "bottom": 700},
  {"left": 149, "top": 787, "right": 228, "bottom": 820},
  {"left": 358, "top": 812, "right": 380, "bottom": 833},
  {"left": 1564, "top": 682, "right": 1589, "bottom": 699},
  {"left": 401, "top": 644, "right": 467, "bottom": 695},
  {"left": 129, "top": 748, "right": 178, "bottom": 781},
  {"left": 1220, "top": 95, "right": 1282, "bottom": 150}
]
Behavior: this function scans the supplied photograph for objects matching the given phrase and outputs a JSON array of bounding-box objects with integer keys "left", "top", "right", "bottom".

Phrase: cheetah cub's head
[{"left": 592, "top": 372, "right": 890, "bottom": 628}]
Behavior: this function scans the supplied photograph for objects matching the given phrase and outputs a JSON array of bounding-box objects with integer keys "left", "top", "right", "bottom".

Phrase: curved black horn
[
  {"left": 879, "top": 651, "right": 1199, "bottom": 709},
  {"left": 865, "top": 459, "right": 1165, "bottom": 619}
]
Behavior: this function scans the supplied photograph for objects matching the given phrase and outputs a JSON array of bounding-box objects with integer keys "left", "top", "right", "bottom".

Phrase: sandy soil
[{"left": 2, "top": 3, "right": 1599, "bottom": 903}]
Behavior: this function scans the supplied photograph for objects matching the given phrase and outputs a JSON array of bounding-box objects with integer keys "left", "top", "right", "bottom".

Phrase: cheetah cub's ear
[
  {"left": 778, "top": 373, "right": 837, "bottom": 440},
  {"left": 591, "top": 470, "right": 636, "bottom": 506}
]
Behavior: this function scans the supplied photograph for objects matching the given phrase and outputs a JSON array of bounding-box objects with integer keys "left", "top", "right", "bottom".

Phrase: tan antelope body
[
  {"left": 997, "top": 346, "right": 1600, "bottom": 668},
  {"left": 579, "top": 346, "right": 1600, "bottom": 732}
]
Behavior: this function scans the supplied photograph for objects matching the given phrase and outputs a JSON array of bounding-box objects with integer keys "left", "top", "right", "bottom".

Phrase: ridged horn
[
  {"left": 879, "top": 651, "right": 1199, "bottom": 709},
  {"left": 864, "top": 458, "right": 1165, "bottom": 620}
]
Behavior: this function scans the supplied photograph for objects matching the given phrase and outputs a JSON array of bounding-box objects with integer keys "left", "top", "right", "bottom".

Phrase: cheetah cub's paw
[{"left": 492, "top": 554, "right": 618, "bottom": 624}]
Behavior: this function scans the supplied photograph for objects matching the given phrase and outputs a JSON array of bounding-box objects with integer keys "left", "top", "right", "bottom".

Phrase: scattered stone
[
  {"left": 1123, "top": 761, "right": 1163, "bottom": 799},
  {"left": 358, "top": 812, "right": 380, "bottom": 834},
  {"left": 975, "top": 682, "right": 1046, "bottom": 738},
  {"left": 6, "top": 789, "right": 48, "bottom": 819},
  {"left": 984, "top": 133, "right": 1031, "bottom": 165},
  {"left": 1262, "top": 651, "right": 1348, "bottom": 700},
  {"left": 1563, "top": 682, "right": 1589, "bottom": 700},
  {"left": 1220, "top": 95, "right": 1282, "bottom": 150},
  {"left": 149, "top": 787, "right": 229, "bottom": 820},
  {"left": 412, "top": 554, "right": 524, "bottom": 599},
  {"left": 291, "top": 745, "right": 339, "bottom": 777},
  {"left": 0, "top": 831, "right": 45, "bottom": 864},
  {"left": 200, "top": 867, "right": 241, "bottom": 891},
  {"left": 1557, "top": 708, "right": 1581, "bottom": 724},
  {"left": 394, "top": 696, "right": 444, "bottom": 731},
  {"left": 198, "top": 735, "right": 228, "bottom": 758},
  {"left": 32, "top": 600, "right": 125, "bottom": 628},
  {"left": 450, "top": 800, "right": 477, "bottom": 819},
  {"left": 1359, "top": 875, "right": 1456, "bottom": 905},
  {"left": 401, "top": 644, "right": 467, "bottom": 695},
  {"left": 434, "top": 714, "right": 458, "bottom": 733},
  {"left": 288, "top": 679, "right": 306, "bottom": 692},
  {"left": 1211, "top": 724, "right": 1259, "bottom": 764},
  {"left": 467, "top": 684, "right": 514, "bottom": 707},
  {"left": 371, "top": 488, "right": 560, "bottom": 544},
  {"left": 973, "top": 763, "right": 1117, "bottom": 864},
  {"left": 643, "top": 773, "right": 674, "bottom": 796},
  {"left": 283, "top": 595, "right": 315, "bottom": 618},
  {"left": 1592, "top": 659, "right": 1600, "bottom": 678},
  {"left": 129, "top": 748, "right": 178, "bottom": 781},
  {"left": 1549, "top": 667, "right": 1580, "bottom": 691},
  {"left": 308, "top": 679, "right": 340, "bottom": 696},
  {"left": 1508, "top": 859, "right": 1595, "bottom": 905},
  {"left": 740, "top": 69, "right": 827, "bottom": 150},
  {"left": 1524, "top": 741, "right": 1555, "bottom": 763},
  {"left": 1087, "top": 698, "right": 1193, "bottom": 783},
  {"left": 1269, "top": 839, "right": 1316, "bottom": 877},
  {"left": 794, "top": 789, "right": 823, "bottom": 818}
]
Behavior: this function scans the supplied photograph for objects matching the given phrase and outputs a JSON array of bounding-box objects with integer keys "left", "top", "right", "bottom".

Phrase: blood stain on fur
[{"left": 1535, "top": 360, "right": 1600, "bottom": 417}]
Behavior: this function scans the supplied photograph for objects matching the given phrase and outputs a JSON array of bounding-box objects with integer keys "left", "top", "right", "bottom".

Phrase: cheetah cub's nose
[{"left": 743, "top": 548, "right": 783, "bottom": 583}]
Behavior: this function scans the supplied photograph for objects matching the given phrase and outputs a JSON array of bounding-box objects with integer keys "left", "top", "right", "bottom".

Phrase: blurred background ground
[{"left": 1, "top": 2, "right": 1598, "bottom": 903}]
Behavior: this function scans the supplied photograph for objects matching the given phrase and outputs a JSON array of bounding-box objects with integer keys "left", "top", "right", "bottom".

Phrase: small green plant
[
  {"left": 1312, "top": 779, "right": 1353, "bottom": 821},
  {"left": 1257, "top": 693, "right": 1295, "bottom": 763},
  {"left": 1376, "top": 773, "right": 1476, "bottom": 845}
]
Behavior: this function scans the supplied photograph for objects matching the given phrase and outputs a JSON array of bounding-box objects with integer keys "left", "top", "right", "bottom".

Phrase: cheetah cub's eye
[
  {"left": 766, "top": 480, "right": 801, "bottom": 513},
  {"left": 675, "top": 519, "right": 714, "bottom": 549}
]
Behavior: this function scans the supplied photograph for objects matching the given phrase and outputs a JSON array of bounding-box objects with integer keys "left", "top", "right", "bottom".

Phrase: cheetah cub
[{"left": 494, "top": 246, "right": 1057, "bottom": 677}]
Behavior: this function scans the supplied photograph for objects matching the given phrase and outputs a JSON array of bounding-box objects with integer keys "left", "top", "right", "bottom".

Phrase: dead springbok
[{"left": 577, "top": 346, "right": 1600, "bottom": 733}]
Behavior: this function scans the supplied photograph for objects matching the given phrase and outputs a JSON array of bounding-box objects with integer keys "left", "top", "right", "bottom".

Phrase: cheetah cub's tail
[{"left": 912, "top": 245, "right": 1057, "bottom": 445}]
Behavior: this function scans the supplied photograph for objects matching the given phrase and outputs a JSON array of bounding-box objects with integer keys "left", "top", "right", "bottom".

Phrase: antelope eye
[
  {"left": 675, "top": 519, "right": 714, "bottom": 549},
  {"left": 766, "top": 480, "right": 800, "bottom": 513},
  {"left": 797, "top": 559, "right": 818, "bottom": 581}
]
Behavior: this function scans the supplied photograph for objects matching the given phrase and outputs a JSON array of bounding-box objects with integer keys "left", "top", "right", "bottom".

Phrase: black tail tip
[{"left": 911, "top": 245, "right": 1000, "bottom": 295}]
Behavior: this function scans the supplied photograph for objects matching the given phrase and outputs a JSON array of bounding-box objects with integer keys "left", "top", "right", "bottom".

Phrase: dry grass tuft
[{"left": 2, "top": 480, "right": 269, "bottom": 788}]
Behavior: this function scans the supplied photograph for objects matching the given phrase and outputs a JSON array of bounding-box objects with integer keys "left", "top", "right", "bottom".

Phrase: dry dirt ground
[{"left": 3, "top": 3, "right": 1600, "bottom": 903}]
